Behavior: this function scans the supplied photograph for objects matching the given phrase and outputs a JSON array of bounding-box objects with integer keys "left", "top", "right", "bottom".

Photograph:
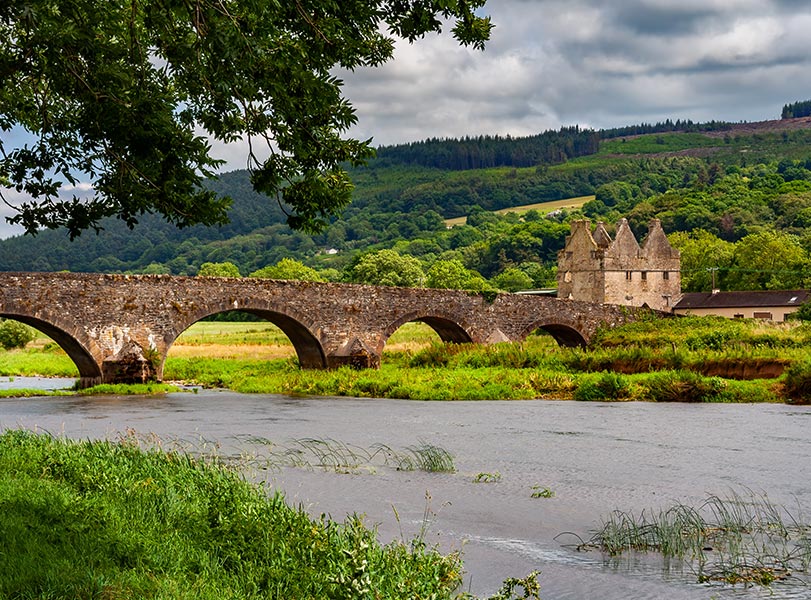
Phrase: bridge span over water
[{"left": 0, "top": 272, "right": 653, "bottom": 386}]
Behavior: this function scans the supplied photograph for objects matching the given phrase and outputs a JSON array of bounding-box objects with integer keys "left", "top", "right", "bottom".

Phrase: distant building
[
  {"left": 557, "top": 218, "right": 681, "bottom": 312},
  {"left": 673, "top": 290, "right": 809, "bottom": 321}
]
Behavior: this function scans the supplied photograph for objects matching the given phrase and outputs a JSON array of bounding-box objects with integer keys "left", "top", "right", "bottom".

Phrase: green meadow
[{"left": 3, "top": 316, "right": 811, "bottom": 404}]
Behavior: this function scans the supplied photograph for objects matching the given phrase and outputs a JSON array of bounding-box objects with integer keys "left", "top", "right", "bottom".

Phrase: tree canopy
[
  {"left": 197, "top": 261, "right": 241, "bottom": 277},
  {"left": 250, "top": 258, "right": 323, "bottom": 282},
  {"left": 0, "top": 0, "right": 491, "bottom": 237}
]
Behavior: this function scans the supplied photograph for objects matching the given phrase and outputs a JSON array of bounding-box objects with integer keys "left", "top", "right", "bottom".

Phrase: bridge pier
[{"left": 326, "top": 338, "right": 381, "bottom": 369}]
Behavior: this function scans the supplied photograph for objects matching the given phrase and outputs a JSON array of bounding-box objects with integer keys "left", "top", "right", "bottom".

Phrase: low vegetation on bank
[
  {"left": 0, "top": 430, "right": 479, "bottom": 599},
  {"left": 2, "top": 315, "right": 811, "bottom": 404}
]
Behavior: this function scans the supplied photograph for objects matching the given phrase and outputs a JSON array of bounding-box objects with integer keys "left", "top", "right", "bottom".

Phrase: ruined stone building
[{"left": 557, "top": 218, "right": 681, "bottom": 311}]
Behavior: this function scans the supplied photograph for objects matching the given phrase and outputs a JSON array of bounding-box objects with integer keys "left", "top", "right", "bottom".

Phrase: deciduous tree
[
  {"left": 197, "top": 261, "right": 241, "bottom": 277},
  {"left": 351, "top": 249, "right": 424, "bottom": 287},
  {"left": 250, "top": 258, "right": 323, "bottom": 282},
  {"left": 0, "top": 0, "right": 491, "bottom": 237}
]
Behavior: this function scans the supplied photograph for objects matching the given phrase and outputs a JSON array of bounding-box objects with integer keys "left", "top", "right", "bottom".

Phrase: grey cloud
[{"left": 610, "top": 4, "right": 719, "bottom": 36}]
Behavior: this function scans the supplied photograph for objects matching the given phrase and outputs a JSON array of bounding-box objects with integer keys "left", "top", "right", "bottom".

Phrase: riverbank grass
[
  {"left": 3, "top": 317, "right": 811, "bottom": 402},
  {"left": 0, "top": 430, "right": 467, "bottom": 599}
]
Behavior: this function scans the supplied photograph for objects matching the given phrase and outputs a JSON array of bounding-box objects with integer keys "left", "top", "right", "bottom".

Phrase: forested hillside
[{"left": 3, "top": 115, "right": 811, "bottom": 293}]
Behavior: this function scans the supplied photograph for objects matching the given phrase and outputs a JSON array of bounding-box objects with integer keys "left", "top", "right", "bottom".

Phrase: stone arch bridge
[{"left": 0, "top": 272, "right": 655, "bottom": 387}]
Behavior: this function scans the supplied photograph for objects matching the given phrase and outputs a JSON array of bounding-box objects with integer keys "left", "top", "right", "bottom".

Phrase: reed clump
[
  {"left": 576, "top": 490, "right": 811, "bottom": 587},
  {"left": 237, "top": 435, "right": 457, "bottom": 474}
]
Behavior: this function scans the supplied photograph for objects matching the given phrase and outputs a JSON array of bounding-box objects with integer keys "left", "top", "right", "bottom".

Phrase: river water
[{"left": 1, "top": 386, "right": 810, "bottom": 599}]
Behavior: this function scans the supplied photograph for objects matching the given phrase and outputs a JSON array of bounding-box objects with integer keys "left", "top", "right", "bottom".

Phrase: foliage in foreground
[
  {"left": 0, "top": 430, "right": 471, "bottom": 600},
  {"left": 1, "top": 0, "right": 491, "bottom": 237}
]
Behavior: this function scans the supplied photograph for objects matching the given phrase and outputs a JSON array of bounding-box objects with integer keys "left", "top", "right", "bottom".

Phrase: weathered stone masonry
[
  {"left": 0, "top": 272, "right": 653, "bottom": 386},
  {"left": 557, "top": 218, "right": 681, "bottom": 311}
]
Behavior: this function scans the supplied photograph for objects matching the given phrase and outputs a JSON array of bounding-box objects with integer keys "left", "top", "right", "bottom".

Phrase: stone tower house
[{"left": 557, "top": 218, "right": 681, "bottom": 311}]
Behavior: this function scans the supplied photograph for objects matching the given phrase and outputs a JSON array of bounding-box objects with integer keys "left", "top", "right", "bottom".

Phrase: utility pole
[{"left": 707, "top": 267, "right": 718, "bottom": 291}]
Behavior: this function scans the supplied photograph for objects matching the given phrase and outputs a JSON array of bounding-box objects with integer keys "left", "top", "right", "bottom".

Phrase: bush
[
  {"left": 574, "top": 372, "right": 629, "bottom": 401},
  {"left": 783, "top": 359, "right": 811, "bottom": 404},
  {"left": 0, "top": 319, "right": 36, "bottom": 350},
  {"left": 645, "top": 370, "right": 726, "bottom": 403}
]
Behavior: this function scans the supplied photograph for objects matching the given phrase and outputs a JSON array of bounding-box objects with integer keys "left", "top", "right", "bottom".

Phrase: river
[{"left": 1, "top": 386, "right": 810, "bottom": 599}]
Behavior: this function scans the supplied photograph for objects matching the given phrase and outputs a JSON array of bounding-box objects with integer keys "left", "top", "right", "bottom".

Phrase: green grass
[
  {"left": 173, "top": 321, "right": 291, "bottom": 346},
  {"left": 0, "top": 346, "right": 79, "bottom": 378},
  {"left": 0, "top": 430, "right": 468, "bottom": 599},
  {"left": 2, "top": 316, "right": 810, "bottom": 403}
]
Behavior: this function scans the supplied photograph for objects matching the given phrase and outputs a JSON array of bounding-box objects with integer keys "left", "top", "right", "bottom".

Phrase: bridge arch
[
  {"left": 165, "top": 302, "right": 327, "bottom": 372},
  {"left": 518, "top": 320, "right": 588, "bottom": 348},
  {"left": 379, "top": 311, "right": 475, "bottom": 353},
  {"left": 0, "top": 312, "right": 103, "bottom": 386}
]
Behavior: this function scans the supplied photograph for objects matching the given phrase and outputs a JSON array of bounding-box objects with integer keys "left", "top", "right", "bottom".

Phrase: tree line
[
  {"left": 374, "top": 127, "right": 599, "bottom": 170},
  {"left": 782, "top": 100, "right": 811, "bottom": 119},
  {"left": 598, "top": 119, "right": 732, "bottom": 139}
]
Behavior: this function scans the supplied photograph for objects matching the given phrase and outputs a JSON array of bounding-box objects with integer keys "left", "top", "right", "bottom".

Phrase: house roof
[{"left": 675, "top": 290, "right": 810, "bottom": 310}]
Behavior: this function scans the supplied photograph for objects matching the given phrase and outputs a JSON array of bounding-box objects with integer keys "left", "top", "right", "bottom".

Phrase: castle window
[
  {"left": 625, "top": 271, "right": 632, "bottom": 280},
  {"left": 641, "top": 271, "right": 647, "bottom": 281},
  {"left": 662, "top": 271, "right": 670, "bottom": 280}
]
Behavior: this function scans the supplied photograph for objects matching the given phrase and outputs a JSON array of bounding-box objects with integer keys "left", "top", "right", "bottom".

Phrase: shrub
[
  {"left": 574, "top": 372, "right": 629, "bottom": 401},
  {"left": 783, "top": 359, "right": 811, "bottom": 404},
  {"left": 645, "top": 370, "right": 726, "bottom": 403},
  {"left": 0, "top": 319, "right": 36, "bottom": 350}
]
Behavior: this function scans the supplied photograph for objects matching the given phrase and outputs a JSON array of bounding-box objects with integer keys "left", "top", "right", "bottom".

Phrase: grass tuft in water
[
  {"left": 577, "top": 490, "right": 811, "bottom": 587},
  {"left": 397, "top": 442, "right": 456, "bottom": 473}
]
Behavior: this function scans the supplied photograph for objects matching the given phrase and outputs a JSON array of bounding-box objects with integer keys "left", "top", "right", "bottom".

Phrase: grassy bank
[
  {"left": 3, "top": 317, "right": 811, "bottom": 403},
  {"left": 0, "top": 429, "right": 477, "bottom": 599},
  {"left": 161, "top": 316, "right": 811, "bottom": 403}
]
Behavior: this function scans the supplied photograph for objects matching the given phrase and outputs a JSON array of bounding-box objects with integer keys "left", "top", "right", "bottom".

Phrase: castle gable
[
  {"left": 560, "top": 219, "right": 599, "bottom": 257},
  {"left": 606, "top": 218, "right": 640, "bottom": 259},
  {"left": 592, "top": 221, "right": 612, "bottom": 249},
  {"left": 642, "top": 218, "right": 680, "bottom": 261}
]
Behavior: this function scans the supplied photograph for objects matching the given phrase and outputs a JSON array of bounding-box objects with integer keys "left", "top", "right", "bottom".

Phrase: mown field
[{"left": 443, "top": 195, "right": 595, "bottom": 227}]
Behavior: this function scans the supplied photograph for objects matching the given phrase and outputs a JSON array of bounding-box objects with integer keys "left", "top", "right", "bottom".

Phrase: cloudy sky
[
  {"left": 3, "top": 0, "right": 811, "bottom": 238},
  {"left": 336, "top": 0, "right": 811, "bottom": 146}
]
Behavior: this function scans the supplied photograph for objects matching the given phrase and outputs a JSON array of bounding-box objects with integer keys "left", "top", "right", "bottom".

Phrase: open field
[
  {"left": 168, "top": 321, "right": 439, "bottom": 360},
  {"left": 443, "top": 195, "right": 595, "bottom": 227}
]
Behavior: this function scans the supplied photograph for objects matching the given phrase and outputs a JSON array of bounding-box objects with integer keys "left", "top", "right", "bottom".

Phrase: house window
[
  {"left": 662, "top": 271, "right": 670, "bottom": 280},
  {"left": 753, "top": 311, "right": 772, "bottom": 320}
]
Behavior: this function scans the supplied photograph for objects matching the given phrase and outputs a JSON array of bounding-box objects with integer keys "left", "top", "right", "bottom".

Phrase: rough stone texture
[
  {"left": 557, "top": 218, "right": 681, "bottom": 311},
  {"left": 0, "top": 272, "right": 658, "bottom": 385}
]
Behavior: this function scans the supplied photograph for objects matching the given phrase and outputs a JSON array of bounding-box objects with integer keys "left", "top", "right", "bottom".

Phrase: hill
[{"left": 2, "top": 116, "right": 811, "bottom": 286}]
